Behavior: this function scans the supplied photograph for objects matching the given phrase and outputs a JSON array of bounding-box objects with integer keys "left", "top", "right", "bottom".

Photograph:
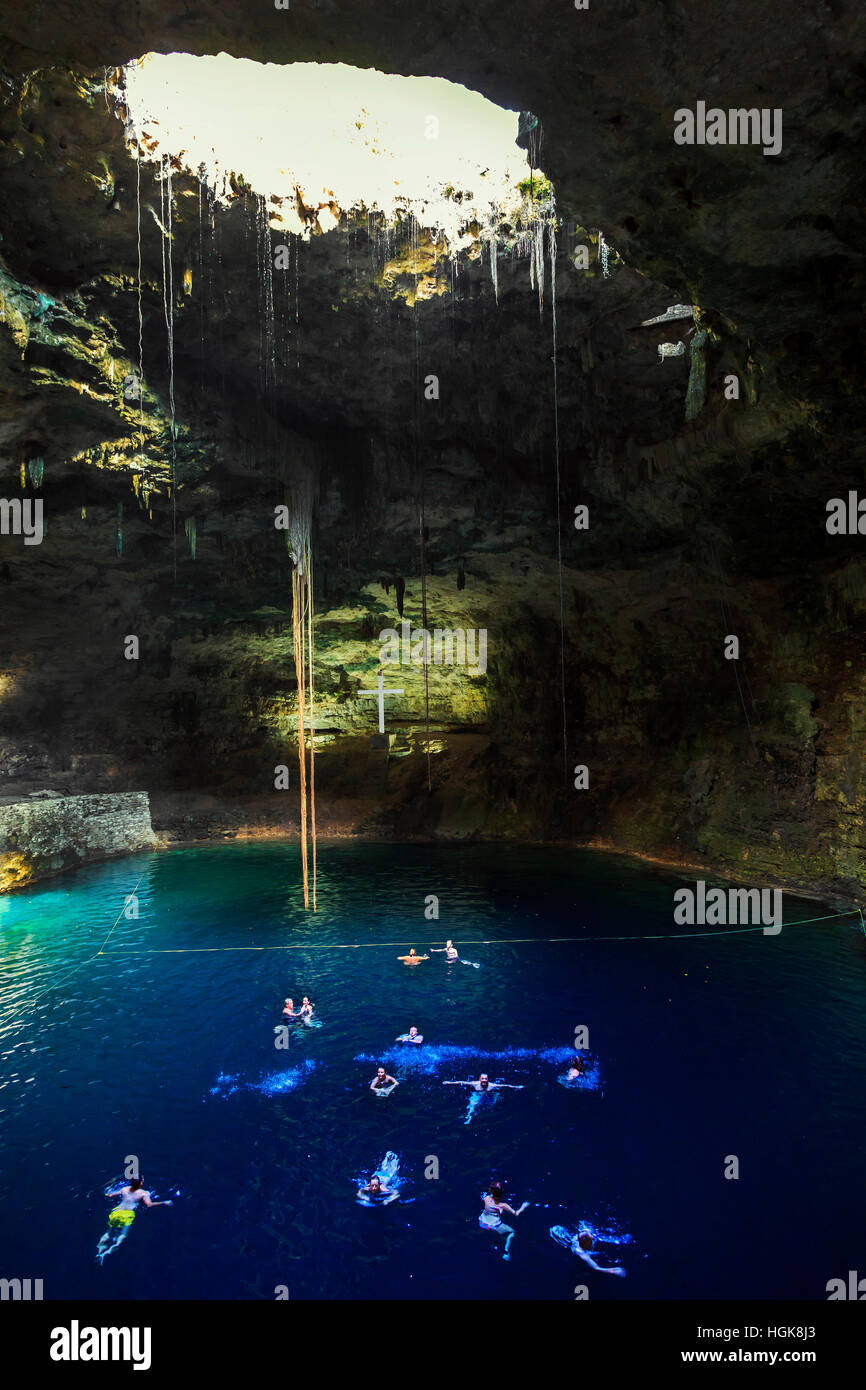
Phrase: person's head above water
[
  {"left": 408, "top": 948, "right": 416, "bottom": 956},
  {"left": 369, "top": 1175, "right": 382, "bottom": 1191},
  {"left": 408, "top": 1026, "right": 418, "bottom": 1037},
  {"left": 376, "top": 1067, "right": 386, "bottom": 1079},
  {"left": 577, "top": 1232, "right": 593, "bottom": 1251},
  {"left": 128, "top": 1177, "right": 143, "bottom": 1191},
  {"left": 479, "top": 1074, "right": 490, "bottom": 1088}
]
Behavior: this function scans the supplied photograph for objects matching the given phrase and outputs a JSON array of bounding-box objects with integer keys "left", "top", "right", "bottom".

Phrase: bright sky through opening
[{"left": 121, "top": 54, "right": 535, "bottom": 248}]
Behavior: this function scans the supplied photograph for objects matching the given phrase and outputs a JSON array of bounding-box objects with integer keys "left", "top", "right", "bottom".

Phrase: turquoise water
[{"left": 0, "top": 841, "right": 864, "bottom": 1300}]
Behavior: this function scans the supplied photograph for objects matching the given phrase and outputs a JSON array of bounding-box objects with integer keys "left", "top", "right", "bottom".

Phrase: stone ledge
[{"left": 0, "top": 792, "right": 156, "bottom": 892}]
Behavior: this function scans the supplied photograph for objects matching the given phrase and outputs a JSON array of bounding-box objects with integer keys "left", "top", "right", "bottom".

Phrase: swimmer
[
  {"left": 567, "top": 1057, "right": 586, "bottom": 1081},
  {"left": 478, "top": 1182, "right": 530, "bottom": 1260},
  {"left": 395, "top": 1026, "right": 423, "bottom": 1044},
  {"left": 282, "top": 998, "right": 299, "bottom": 1019},
  {"left": 299, "top": 996, "right": 315, "bottom": 1023},
  {"left": 430, "top": 939, "right": 459, "bottom": 962},
  {"left": 397, "top": 948, "right": 429, "bottom": 966},
  {"left": 357, "top": 1174, "right": 398, "bottom": 1205},
  {"left": 96, "top": 1177, "right": 172, "bottom": 1263},
  {"left": 369, "top": 1066, "right": 399, "bottom": 1096},
  {"left": 443, "top": 1073, "right": 524, "bottom": 1092},
  {"left": 569, "top": 1229, "right": 626, "bottom": 1277}
]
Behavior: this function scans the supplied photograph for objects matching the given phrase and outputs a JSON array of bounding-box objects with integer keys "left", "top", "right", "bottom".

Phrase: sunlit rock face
[
  {"left": 0, "top": 4, "right": 865, "bottom": 902},
  {"left": 0, "top": 792, "right": 156, "bottom": 891}
]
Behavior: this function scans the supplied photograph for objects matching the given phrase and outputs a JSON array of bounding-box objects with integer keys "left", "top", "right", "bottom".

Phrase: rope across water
[{"left": 101, "top": 907, "right": 866, "bottom": 953}]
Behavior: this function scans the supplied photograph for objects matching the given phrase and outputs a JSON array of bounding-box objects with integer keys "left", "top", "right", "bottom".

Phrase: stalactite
[{"left": 685, "top": 319, "right": 709, "bottom": 421}]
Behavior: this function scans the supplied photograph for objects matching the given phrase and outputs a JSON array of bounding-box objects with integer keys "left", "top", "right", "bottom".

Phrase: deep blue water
[{"left": 0, "top": 841, "right": 864, "bottom": 1300}]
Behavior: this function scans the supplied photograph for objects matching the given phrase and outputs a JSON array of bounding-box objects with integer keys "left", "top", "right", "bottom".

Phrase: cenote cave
[{"left": 1, "top": 0, "right": 865, "bottom": 1342}]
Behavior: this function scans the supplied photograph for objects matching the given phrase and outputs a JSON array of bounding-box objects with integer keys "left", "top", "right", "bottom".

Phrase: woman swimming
[
  {"left": 430, "top": 939, "right": 459, "bottom": 962},
  {"left": 299, "top": 996, "right": 315, "bottom": 1024},
  {"left": 478, "top": 1183, "right": 529, "bottom": 1260},
  {"left": 96, "top": 1177, "right": 172, "bottom": 1263},
  {"left": 369, "top": 1066, "right": 399, "bottom": 1096},
  {"left": 357, "top": 1174, "right": 398, "bottom": 1205}
]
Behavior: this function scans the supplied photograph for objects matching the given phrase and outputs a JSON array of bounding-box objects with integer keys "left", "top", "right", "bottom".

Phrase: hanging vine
[{"left": 287, "top": 481, "right": 317, "bottom": 910}]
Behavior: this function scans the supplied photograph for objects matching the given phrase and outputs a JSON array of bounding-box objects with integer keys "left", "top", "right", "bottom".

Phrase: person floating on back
[
  {"left": 96, "top": 1177, "right": 172, "bottom": 1263},
  {"left": 395, "top": 1026, "right": 423, "bottom": 1043}
]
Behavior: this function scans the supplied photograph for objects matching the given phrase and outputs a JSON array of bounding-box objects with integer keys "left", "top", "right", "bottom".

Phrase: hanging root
[
  {"left": 306, "top": 543, "right": 317, "bottom": 912},
  {"left": 286, "top": 473, "right": 317, "bottom": 909},
  {"left": 292, "top": 563, "right": 309, "bottom": 908},
  {"left": 290, "top": 531, "right": 318, "bottom": 911}
]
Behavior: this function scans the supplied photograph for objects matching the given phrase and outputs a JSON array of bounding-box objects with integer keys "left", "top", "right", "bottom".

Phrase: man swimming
[
  {"left": 395, "top": 1026, "right": 423, "bottom": 1043},
  {"left": 567, "top": 1229, "right": 626, "bottom": 1277},
  {"left": 369, "top": 1066, "right": 399, "bottom": 1096},
  {"left": 443, "top": 1074, "right": 524, "bottom": 1092},
  {"left": 430, "top": 939, "right": 459, "bottom": 962},
  {"left": 397, "top": 948, "right": 429, "bottom": 966},
  {"left": 357, "top": 1174, "right": 398, "bottom": 1205},
  {"left": 478, "top": 1182, "right": 530, "bottom": 1260},
  {"left": 96, "top": 1177, "right": 172, "bottom": 1263},
  {"left": 282, "top": 998, "right": 299, "bottom": 1018}
]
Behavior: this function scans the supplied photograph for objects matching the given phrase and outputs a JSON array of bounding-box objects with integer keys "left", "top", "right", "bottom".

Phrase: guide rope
[
  {"left": 9, "top": 870, "right": 149, "bottom": 1018},
  {"left": 100, "top": 906, "right": 865, "bottom": 954}
]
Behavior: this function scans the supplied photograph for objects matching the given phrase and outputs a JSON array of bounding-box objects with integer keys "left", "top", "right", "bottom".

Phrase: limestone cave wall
[{"left": 0, "top": 3, "right": 865, "bottom": 903}]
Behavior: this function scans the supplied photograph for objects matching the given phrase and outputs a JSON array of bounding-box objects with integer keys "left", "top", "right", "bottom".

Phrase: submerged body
[
  {"left": 550, "top": 1225, "right": 627, "bottom": 1277},
  {"left": 398, "top": 948, "right": 429, "bottom": 966},
  {"left": 478, "top": 1184, "right": 530, "bottom": 1260},
  {"left": 96, "top": 1178, "right": 172, "bottom": 1263},
  {"left": 370, "top": 1066, "right": 399, "bottom": 1096}
]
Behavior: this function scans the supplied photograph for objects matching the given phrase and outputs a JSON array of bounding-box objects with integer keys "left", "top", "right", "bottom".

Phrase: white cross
[{"left": 359, "top": 670, "right": 404, "bottom": 734}]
